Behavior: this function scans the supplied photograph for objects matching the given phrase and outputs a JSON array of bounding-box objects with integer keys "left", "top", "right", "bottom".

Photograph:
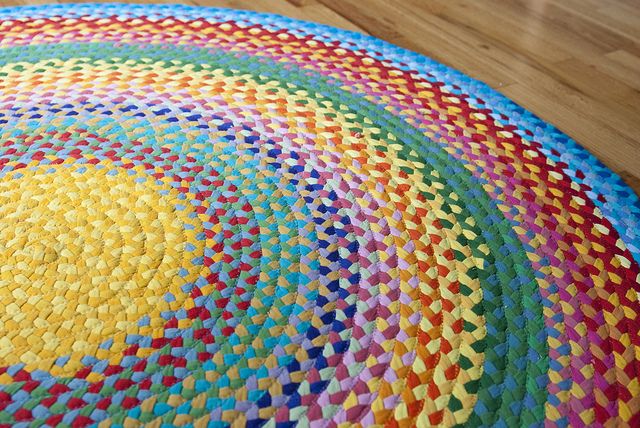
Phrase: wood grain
[{"left": 2, "top": 0, "right": 639, "bottom": 194}]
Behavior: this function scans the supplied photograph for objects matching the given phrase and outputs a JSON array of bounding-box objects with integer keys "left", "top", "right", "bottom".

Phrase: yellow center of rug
[{"left": 0, "top": 161, "right": 204, "bottom": 375}]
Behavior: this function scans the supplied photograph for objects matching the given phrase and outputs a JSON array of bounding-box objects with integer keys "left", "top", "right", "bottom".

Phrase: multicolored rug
[{"left": 0, "top": 3, "right": 638, "bottom": 427}]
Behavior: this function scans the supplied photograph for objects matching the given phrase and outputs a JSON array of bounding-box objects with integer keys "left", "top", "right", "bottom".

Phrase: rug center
[{"left": 0, "top": 162, "right": 203, "bottom": 373}]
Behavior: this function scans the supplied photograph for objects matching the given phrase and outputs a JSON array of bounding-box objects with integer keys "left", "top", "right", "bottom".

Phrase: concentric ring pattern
[{"left": 0, "top": 4, "right": 639, "bottom": 427}]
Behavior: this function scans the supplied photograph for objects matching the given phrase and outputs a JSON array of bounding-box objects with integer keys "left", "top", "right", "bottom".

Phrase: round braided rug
[{"left": 0, "top": 3, "right": 639, "bottom": 427}]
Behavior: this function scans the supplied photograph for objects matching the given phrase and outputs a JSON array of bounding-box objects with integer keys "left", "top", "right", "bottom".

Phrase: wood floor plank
[
  {"left": 409, "top": 0, "right": 574, "bottom": 64},
  {"left": 555, "top": 0, "right": 640, "bottom": 44},
  {"left": 501, "top": 82, "right": 640, "bottom": 172},
  {"left": 608, "top": 49, "right": 640, "bottom": 65},
  {"left": 593, "top": 54, "right": 640, "bottom": 92},
  {"left": 297, "top": 3, "right": 368, "bottom": 33},
  {"left": 317, "top": 0, "right": 524, "bottom": 88}
]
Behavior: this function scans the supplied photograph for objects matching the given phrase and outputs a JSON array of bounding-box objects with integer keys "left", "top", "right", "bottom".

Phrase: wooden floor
[{"left": 2, "top": 0, "right": 640, "bottom": 193}]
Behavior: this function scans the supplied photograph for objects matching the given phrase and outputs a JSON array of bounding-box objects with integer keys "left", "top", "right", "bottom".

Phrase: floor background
[{"left": 2, "top": 0, "right": 640, "bottom": 193}]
